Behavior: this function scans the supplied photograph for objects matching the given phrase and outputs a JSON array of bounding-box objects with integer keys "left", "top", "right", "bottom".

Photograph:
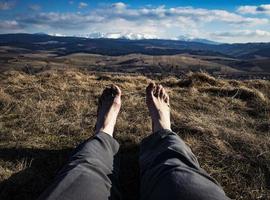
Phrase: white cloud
[
  {"left": 2, "top": 3, "right": 269, "bottom": 42},
  {"left": 212, "top": 30, "right": 270, "bottom": 37},
  {"left": 98, "top": 5, "right": 268, "bottom": 26},
  {"left": 112, "top": 2, "right": 127, "bottom": 10},
  {"left": 238, "top": 6, "right": 258, "bottom": 14},
  {"left": 18, "top": 12, "right": 104, "bottom": 30},
  {"left": 238, "top": 4, "right": 270, "bottom": 15},
  {"left": 0, "top": 20, "right": 22, "bottom": 31},
  {"left": 210, "top": 30, "right": 270, "bottom": 43},
  {"left": 29, "top": 4, "right": 41, "bottom": 11},
  {"left": 78, "top": 2, "right": 88, "bottom": 9},
  {"left": 0, "top": 1, "right": 15, "bottom": 10}
]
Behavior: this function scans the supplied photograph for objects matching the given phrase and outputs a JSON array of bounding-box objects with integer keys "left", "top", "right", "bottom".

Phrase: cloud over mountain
[
  {"left": 78, "top": 2, "right": 88, "bottom": 9},
  {"left": 238, "top": 4, "right": 270, "bottom": 15},
  {"left": 0, "top": 2, "right": 270, "bottom": 43},
  {"left": 212, "top": 30, "right": 270, "bottom": 37},
  {"left": 0, "top": 0, "right": 15, "bottom": 10}
]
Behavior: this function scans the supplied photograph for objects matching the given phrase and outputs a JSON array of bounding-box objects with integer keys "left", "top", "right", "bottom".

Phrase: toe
[
  {"left": 110, "top": 84, "right": 121, "bottom": 105},
  {"left": 160, "top": 88, "right": 166, "bottom": 100},
  {"left": 164, "top": 93, "right": 169, "bottom": 104},
  {"left": 146, "top": 82, "right": 155, "bottom": 97},
  {"left": 160, "top": 87, "right": 165, "bottom": 99},
  {"left": 100, "top": 87, "right": 111, "bottom": 100},
  {"left": 156, "top": 84, "right": 162, "bottom": 98},
  {"left": 97, "top": 87, "right": 111, "bottom": 114},
  {"left": 111, "top": 84, "right": 121, "bottom": 96}
]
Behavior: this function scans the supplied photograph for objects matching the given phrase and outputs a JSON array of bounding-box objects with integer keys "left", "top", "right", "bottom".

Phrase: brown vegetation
[
  {"left": 0, "top": 47, "right": 239, "bottom": 74},
  {"left": 0, "top": 70, "right": 269, "bottom": 200}
]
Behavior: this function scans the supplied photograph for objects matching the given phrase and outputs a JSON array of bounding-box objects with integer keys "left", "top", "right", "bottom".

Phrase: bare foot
[
  {"left": 146, "top": 83, "right": 171, "bottom": 133},
  {"left": 95, "top": 84, "right": 121, "bottom": 137}
]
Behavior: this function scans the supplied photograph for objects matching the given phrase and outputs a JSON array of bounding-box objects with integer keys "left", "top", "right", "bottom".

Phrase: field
[
  {"left": 0, "top": 69, "right": 269, "bottom": 200},
  {"left": 0, "top": 46, "right": 239, "bottom": 74}
]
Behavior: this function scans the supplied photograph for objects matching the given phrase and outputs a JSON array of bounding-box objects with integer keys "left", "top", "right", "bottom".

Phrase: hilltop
[
  {"left": 1, "top": 33, "right": 270, "bottom": 77},
  {"left": 0, "top": 70, "right": 269, "bottom": 200}
]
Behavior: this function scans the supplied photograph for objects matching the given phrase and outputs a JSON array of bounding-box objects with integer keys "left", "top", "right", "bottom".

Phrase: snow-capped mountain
[
  {"left": 177, "top": 35, "right": 220, "bottom": 45},
  {"left": 46, "top": 32, "right": 219, "bottom": 44},
  {"left": 83, "top": 32, "right": 158, "bottom": 40},
  {"left": 82, "top": 33, "right": 219, "bottom": 44}
]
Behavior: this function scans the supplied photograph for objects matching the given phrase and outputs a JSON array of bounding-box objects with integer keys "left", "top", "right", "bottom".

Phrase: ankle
[
  {"left": 95, "top": 116, "right": 115, "bottom": 136},
  {"left": 98, "top": 128, "right": 114, "bottom": 136},
  {"left": 153, "top": 120, "right": 171, "bottom": 133}
]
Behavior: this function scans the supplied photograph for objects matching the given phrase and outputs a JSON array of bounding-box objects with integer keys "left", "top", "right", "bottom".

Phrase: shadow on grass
[
  {"left": 0, "top": 148, "right": 72, "bottom": 200},
  {"left": 119, "top": 144, "right": 140, "bottom": 200},
  {"left": 0, "top": 144, "right": 140, "bottom": 200}
]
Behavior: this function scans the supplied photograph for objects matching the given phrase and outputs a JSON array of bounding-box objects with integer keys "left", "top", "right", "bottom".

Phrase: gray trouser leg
[
  {"left": 139, "top": 129, "right": 230, "bottom": 200},
  {"left": 38, "top": 132, "right": 121, "bottom": 200}
]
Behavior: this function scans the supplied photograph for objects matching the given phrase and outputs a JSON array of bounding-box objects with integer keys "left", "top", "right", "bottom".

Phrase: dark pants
[{"left": 39, "top": 130, "right": 230, "bottom": 200}]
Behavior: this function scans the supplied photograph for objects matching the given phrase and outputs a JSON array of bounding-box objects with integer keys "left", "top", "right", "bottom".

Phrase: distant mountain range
[
  {"left": 80, "top": 32, "right": 158, "bottom": 40},
  {"left": 1, "top": 33, "right": 270, "bottom": 74},
  {"left": 44, "top": 32, "right": 220, "bottom": 45},
  {"left": 0, "top": 33, "right": 270, "bottom": 59},
  {"left": 176, "top": 35, "right": 221, "bottom": 45}
]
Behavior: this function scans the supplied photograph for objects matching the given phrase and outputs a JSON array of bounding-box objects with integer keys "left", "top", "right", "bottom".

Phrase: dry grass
[
  {"left": 0, "top": 49, "right": 239, "bottom": 74},
  {"left": 0, "top": 70, "right": 269, "bottom": 200}
]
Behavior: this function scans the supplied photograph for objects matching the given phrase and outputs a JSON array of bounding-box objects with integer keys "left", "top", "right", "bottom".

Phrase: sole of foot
[{"left": 95, "top": 84, "right": 121, "bottom": 137}]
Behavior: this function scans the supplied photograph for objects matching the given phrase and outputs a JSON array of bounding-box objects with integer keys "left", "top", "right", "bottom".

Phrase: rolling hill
[{"left": 0, "top": 33, "right": 270, "bottom": 75}]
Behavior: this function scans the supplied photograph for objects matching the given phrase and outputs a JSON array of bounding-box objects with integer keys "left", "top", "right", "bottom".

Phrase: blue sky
[{"left": 1, "top": 0, "right": 270, "bottom": 43}]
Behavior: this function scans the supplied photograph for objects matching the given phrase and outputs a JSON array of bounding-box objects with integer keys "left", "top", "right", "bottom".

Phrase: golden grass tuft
[
  {"left": 201, "top": 85, "right": 267, "bottom": 103},
  {"left": 0, "top": 70, "right": 269, "bottom": 200},
  {"left": 0, "top": 89, "right": 13, "bottom": 110},
  {"left": 187, "top": 71, "right": 221, "bottom": 86}
]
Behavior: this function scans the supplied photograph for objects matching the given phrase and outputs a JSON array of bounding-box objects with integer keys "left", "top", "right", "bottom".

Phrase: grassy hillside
[
  {"left": 0, "top": 47, "right": 239, "bottom": 74},
  {"left": 1, "top": 33, "right": 270, "bottom": 59},
  {"left": 0, "top": 70, "right": 269, "bottom": 200}
]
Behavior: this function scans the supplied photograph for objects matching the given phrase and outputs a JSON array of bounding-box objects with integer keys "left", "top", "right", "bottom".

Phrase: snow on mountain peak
[
  {"left": 83, "top": 32, "right": 158, "bottom": 40},
  {"left": 47, "top": 32, "right": 219, "bottom": 44}
]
